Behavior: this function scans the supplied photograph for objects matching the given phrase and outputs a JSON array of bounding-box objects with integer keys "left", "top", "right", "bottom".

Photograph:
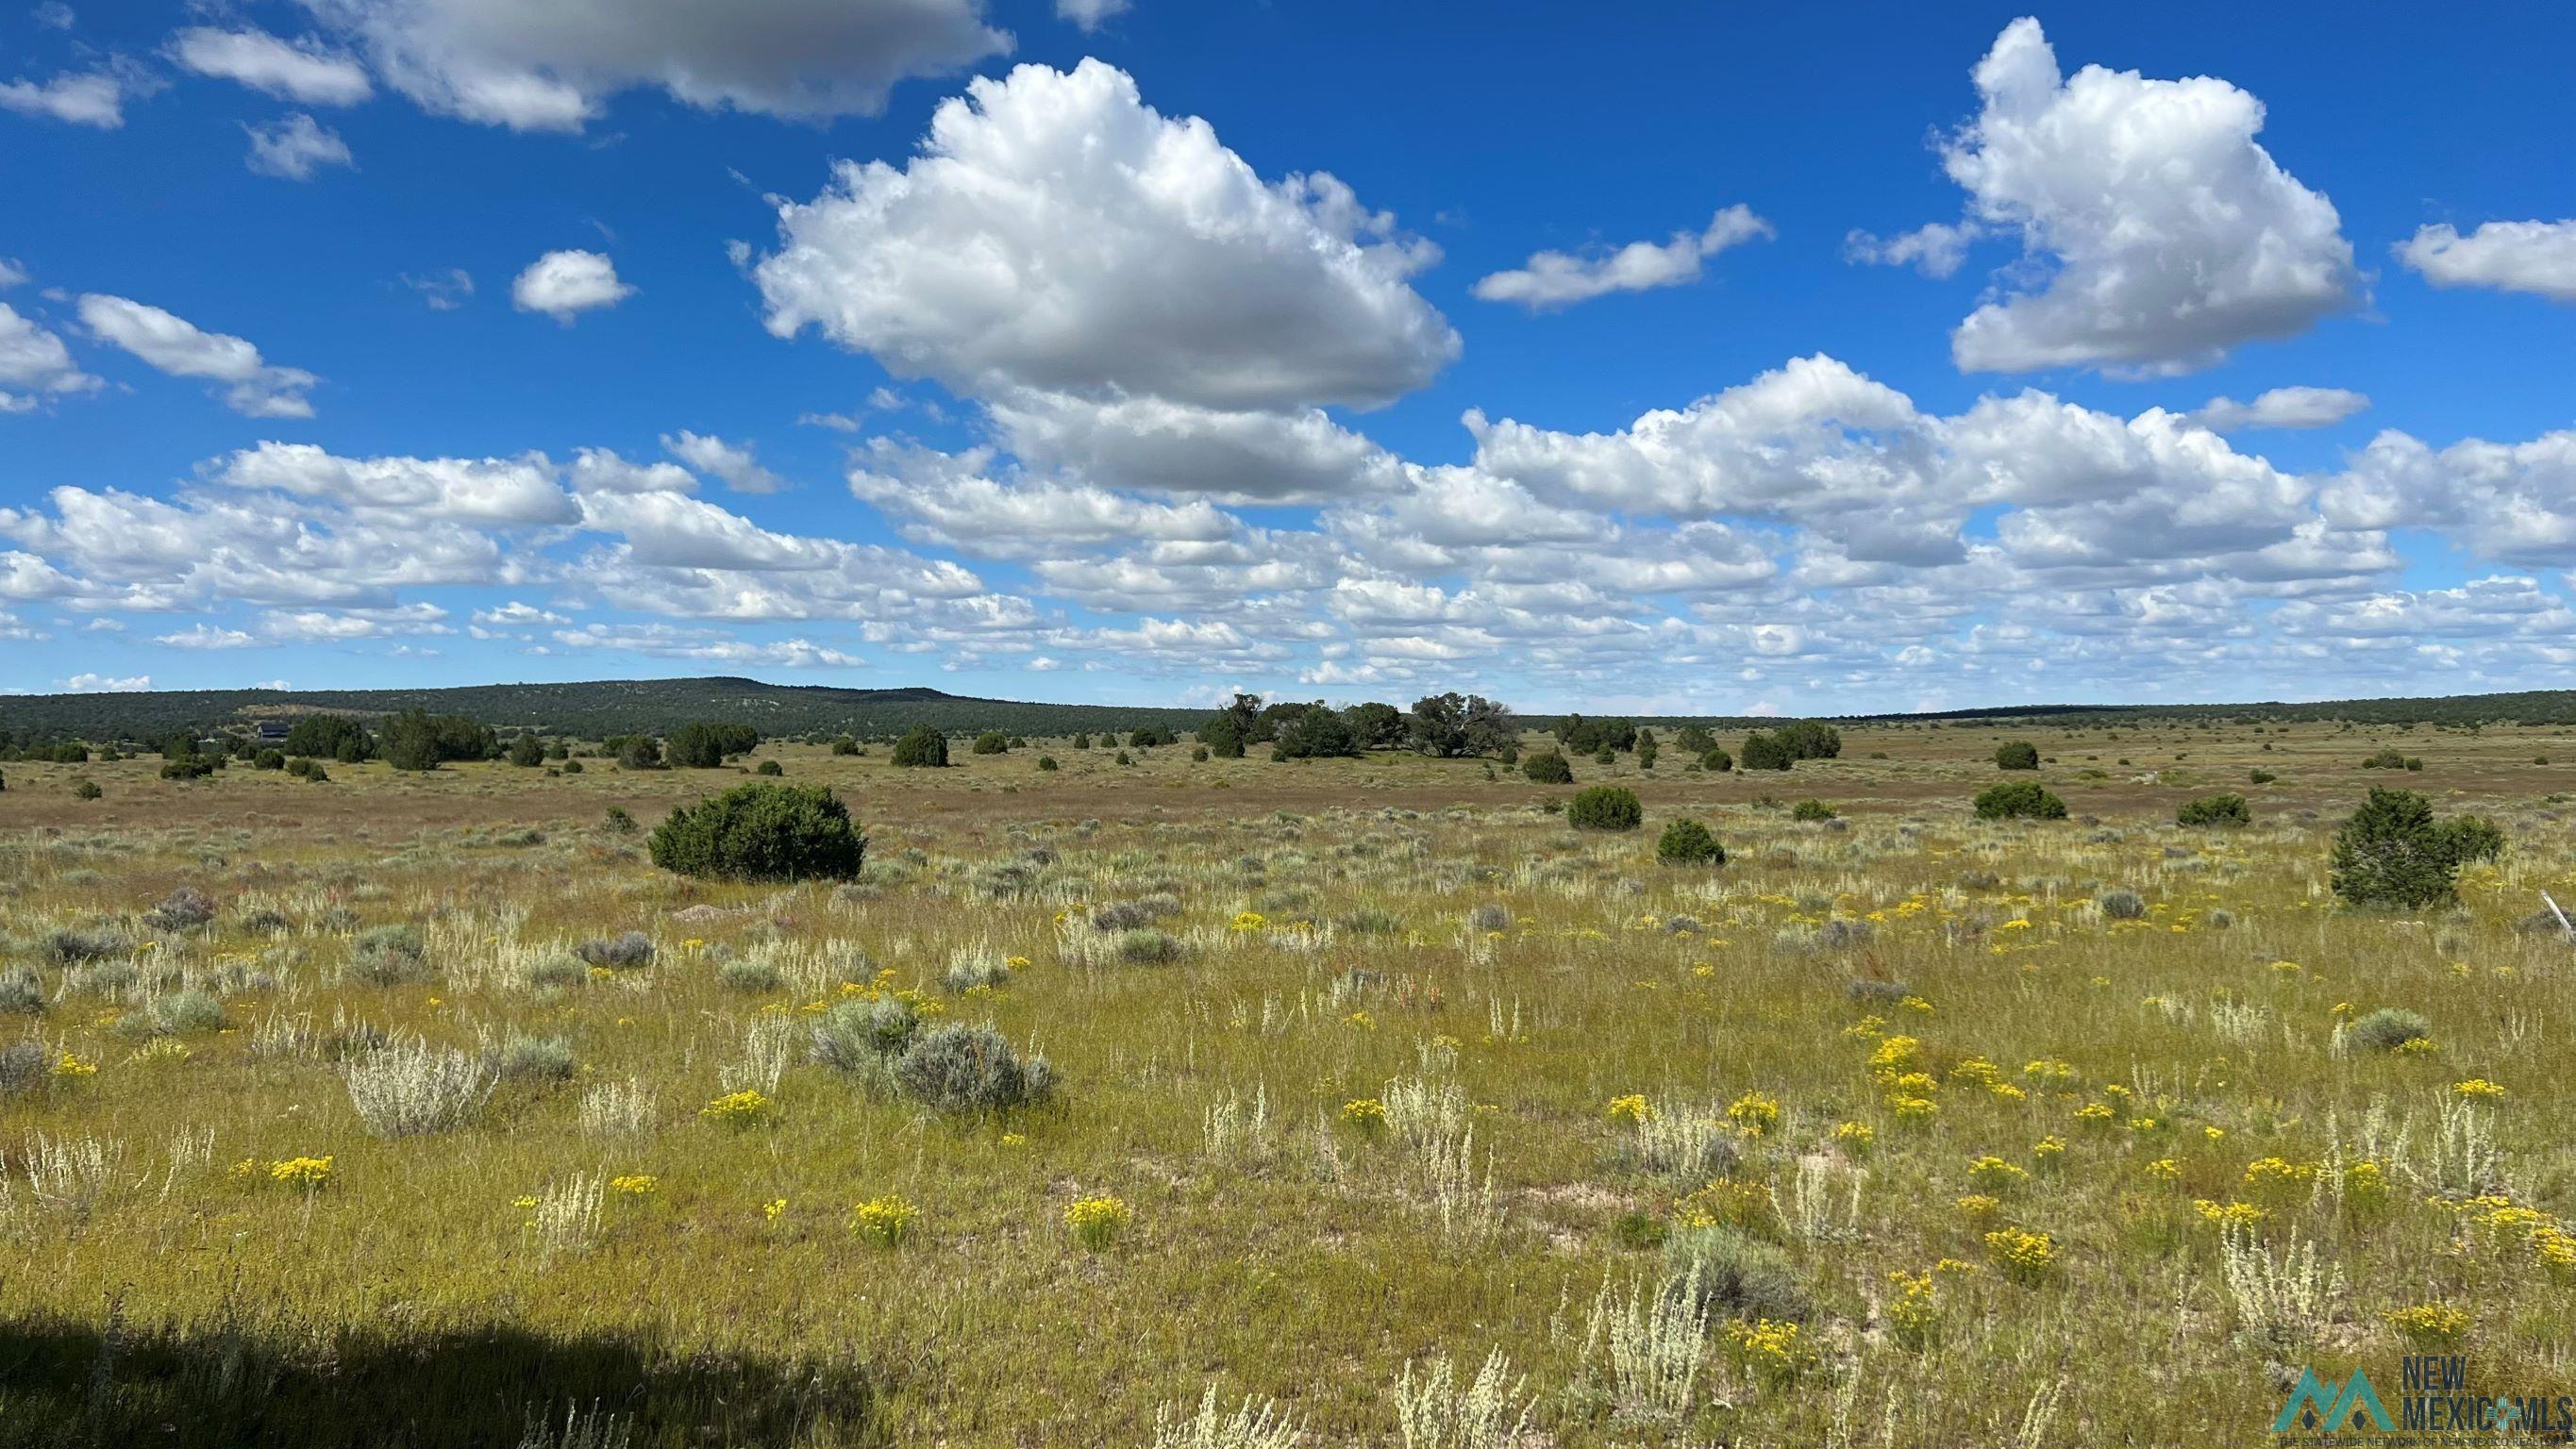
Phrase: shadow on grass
[{"left": 0, "top": 1313, "right": 883, "bottom": 1448}]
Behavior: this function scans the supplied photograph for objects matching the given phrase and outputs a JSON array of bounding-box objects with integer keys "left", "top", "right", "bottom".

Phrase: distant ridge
[
  {"left": 0, "top": 676, "right": 1208, "bottom": 743},
  {"left": 3, "top": 675, "right": 2573, "bottom": 743}
]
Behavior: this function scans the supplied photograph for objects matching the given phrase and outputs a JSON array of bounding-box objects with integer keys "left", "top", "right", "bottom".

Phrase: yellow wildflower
[
  {"left": 1065, "top": 1194, "right": 1129, "bottom": 1249},
  {"left": 851, "top": 1193, "right": 921, "bottom": 1247}
]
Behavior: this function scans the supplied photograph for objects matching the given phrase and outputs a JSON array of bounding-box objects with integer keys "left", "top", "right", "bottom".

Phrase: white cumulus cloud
[
  {"left": 245, "top": 113, "right": 356, "bottom": 179},
  {"left": 1474, "top": 204, "right": 1771, "bottom": 310},
  {"left": 2397, "top": 220, "right": 2576, "bottom": 304},
  {"left": 77, "top": 294, "right": 319, "bottom": 418},
  {"left": 1056, "top": 0, "right": 1129, "bottom": 30},
  {"left": 300, "top": 0, "right": 1008, "bottom": 131},
  {"left": 663, "top": 430, "right": 785, "bottom": 493},
  {"left": 170, "top": 26, "right": 374, "bottom": 105},
  {"left": 0, "top": 302, "right": 101, "bottom": 411},
  {"left": 0, "top": 68, "right": 133, "bottom": 127},
  {"left": 752, "top": 59, "right": 1457, "bottom": 413},
  {"left": 59, "top": 673, "right": 151, "bottom": 692},
  {"left": 511, "top": 250, "right": 633, "bottom": 323},
  {"left": 1931, "top": 18, "right": 2359, "bottom": 375},
  {"left": 2190, "top": 386, "right": 2369, "bottom": 433}
]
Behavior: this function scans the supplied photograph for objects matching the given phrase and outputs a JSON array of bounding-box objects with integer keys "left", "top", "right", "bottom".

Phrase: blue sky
[{"left": 3, "top": 2, "right": 2572, "bottom": 713}]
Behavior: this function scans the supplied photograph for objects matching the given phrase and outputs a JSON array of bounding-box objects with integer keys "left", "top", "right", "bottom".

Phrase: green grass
[{"left": 0, "top": 724, "right": 2571, "bottom": 1445}]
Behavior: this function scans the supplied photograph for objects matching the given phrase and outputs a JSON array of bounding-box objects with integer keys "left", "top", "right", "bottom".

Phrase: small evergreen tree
[
  {"left": 1271, "top": 706, "right": 1358, "bottom": 760},
  {"left": 891, "top": 726, "right": 950, "bottom": 768},
  {"left": 1973, "top": 781, "right": 2067, "bottom": 821},
  {"left": 1774, "top": 721, "right": 1842, "bottom": 759},
  {"left": 2176, "top": 793, "right": 2251, "bottom": 827},
  {"left": 1521, "top": 749, "right": 1573, "bottom": 784},
  {"left": 1566, "top": 785, "right": 1642, "bottom": 831},
  {"left": 1198, "top": 712, "right": 1246, "bottom": 758},
  {"left": 971, "top": 730, "right": 1010, "bottom": 755},
  {"left": 2329, "top": 789, "right": 2461, "bottom": 909},
  {"left": 1994, "top": 741, "right": 2040, "bottom": 771},
  {"left": 1656, "top": 818, "right": 1725, "bottom": 865},
  {"left": 668, "top": 722, "right": 759, "bottom": 769},
  {"left": 648, "top": 782, "right": 866, "bottom": 883},
  {"left": 1741, "top": 732, "right": 1795, "bottom": 771}
]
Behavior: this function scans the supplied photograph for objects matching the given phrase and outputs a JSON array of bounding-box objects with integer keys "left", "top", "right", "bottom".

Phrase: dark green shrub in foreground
[
  {"left": 1791, "top": 799, "right": 1836, "bottom": 823},
  {"left": 1656, "top": 819, "right": 1726, "bottom": 865},
  {"left": 971, "top": 731, "right": 1010, "bottom": 755},
  {"left": 891, "top": 726, "right": 949, "bottom": 768},
  {"left": 2359, "top": 748, "right": 2409, "bottom": 770},
  {"left": 2328, "top": 788, "right": 2463, "bottom": 909},
  {"left": 1700, "top": 747, "right": 1732, "bottom": 774},
  {"left": 1973, "top": 780, "right": 2066, "bottom": 821},
  {"left": 753, "top": 759, "right": 783, "bottom": 776},
  {"left": 506, "top": 734, "right": 546, "bottom": 768},
  {"left": 1522, "top": 750, "right": 1574, "bottom": 784},
  {"left": 2177, "top": 793, "right": 2251, "bottom": 827},
  {"left": 1994, "top": 741, "right": 2040, "bottom": 771},
  {"left": 1038, "top": 756, "right": 1059, "bottom": 772},
  {"left": 71, "top": 777, "right": 102, "bottom": 800},
  {"left": 648, "top": 782, "right": 866, "bottom": 883},
  {"left": 1566, "top": 786, "right": 1642, "bottom": 831}
]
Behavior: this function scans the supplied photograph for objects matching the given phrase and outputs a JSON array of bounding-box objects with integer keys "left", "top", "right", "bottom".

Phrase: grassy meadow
[{"left": 0, "top": 718, "right": 2572, "bottom": 1446}]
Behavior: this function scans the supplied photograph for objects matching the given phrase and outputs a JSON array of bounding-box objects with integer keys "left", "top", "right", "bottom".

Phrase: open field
[{"left": 2, "top": 718, "right": 2573, "bottom": 1446}]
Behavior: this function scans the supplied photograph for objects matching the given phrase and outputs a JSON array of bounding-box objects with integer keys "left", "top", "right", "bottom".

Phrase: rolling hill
[{"left": 4, "top": 675, "right": 2574, "bottom": 745}]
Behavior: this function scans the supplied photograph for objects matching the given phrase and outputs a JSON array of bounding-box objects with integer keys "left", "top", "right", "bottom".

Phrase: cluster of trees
[
  {"left": 282, "top": 715, "right": 374, "bottom": 761},
  {"left": 158, "top": 733, "right": 221, "bottom": 781},
  {"left": 1197, "top": 691, "right": 1517, "bottom": 762},
  {"left": 1740, "top": 721, "right": 1841, "bottom": 772},
  {"left": 379, "top": 711, "right": 497, "bottom": 772},
  {"left": 666, "top": 721, "right": 761, "bottom": 769},
  {"left": 1554, "top": 715, "right": 1637, "bottom": 754}
]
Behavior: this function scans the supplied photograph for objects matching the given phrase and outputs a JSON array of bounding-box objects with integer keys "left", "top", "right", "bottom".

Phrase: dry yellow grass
[{"left": 0, "top": 718, "right": 2570, "bottom": 1446}]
